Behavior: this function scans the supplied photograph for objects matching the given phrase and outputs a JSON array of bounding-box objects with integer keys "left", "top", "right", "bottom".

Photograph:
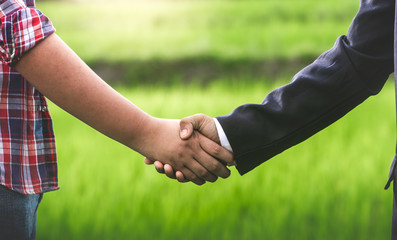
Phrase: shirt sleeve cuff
[
  {"left": 214, "top": 118, "right": 233, "bottom": 153},
  {"left": 0, "top": 4, "right": 55, "bottom": 65}
]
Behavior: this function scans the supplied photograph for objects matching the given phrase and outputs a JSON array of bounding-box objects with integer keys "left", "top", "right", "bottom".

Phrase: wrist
[{"left": 127, "top": 115, "right": 160, "bottom": 156}]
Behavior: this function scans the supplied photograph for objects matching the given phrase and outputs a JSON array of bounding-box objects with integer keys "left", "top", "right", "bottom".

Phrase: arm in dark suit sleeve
[{"left": 217, "top": 0, "right": 395, "bottom": 175}]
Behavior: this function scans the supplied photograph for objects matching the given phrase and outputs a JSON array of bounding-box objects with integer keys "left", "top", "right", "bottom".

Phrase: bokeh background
[{"left": 35, "top": 0, "right": 395, "bottom": 239}]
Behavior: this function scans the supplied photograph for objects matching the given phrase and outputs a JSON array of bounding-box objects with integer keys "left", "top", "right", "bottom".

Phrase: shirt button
[{"left": 41, "top": 106, "right": 48, "bottom": 112}]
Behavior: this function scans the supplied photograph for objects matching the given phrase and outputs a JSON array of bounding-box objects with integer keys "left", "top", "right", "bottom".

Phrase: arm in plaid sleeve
[
  {"left": 0, "top": 0, "right": 55, "bottom": 65},
  {"left": 15, "top": 34, "right": 233, "bottom": 184}
]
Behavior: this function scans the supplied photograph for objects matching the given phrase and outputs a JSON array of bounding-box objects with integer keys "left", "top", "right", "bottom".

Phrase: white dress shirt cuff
[{"left": 214, "top": 118, "right": 233, "bottom": 153}]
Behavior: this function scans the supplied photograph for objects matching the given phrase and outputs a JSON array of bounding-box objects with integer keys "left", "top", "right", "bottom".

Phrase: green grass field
[
  {"left": 37, "top": 0, "right": 359, "bottom": 62},
  {"left": 37, "top": 79, "right": 395, "bottom": 240},
  {"left": 31, "top": 0, "right": 397, "bottom": 239},
  {"left": 36, "top": 0, "right": 362, "bottom": 87}
]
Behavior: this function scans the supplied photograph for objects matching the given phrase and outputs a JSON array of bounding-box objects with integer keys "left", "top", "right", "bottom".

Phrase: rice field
[
  {"left": 37, "top": 79, "right": 395, "bottom": 240},
  {"left": 32, "top": 0, "right": 397, "bottom": 239}
]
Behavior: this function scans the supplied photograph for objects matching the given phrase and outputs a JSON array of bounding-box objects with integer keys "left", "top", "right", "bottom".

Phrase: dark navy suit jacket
[{"left": 217, "top": 0, "right": 396, "bottom": 175}]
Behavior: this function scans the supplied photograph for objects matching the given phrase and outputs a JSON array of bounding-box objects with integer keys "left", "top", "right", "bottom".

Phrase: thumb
[
  {"left": 179, "top": 125, "right": 192, "bottom": 140},
  {"left": 180, "top": 114, "right": 204, "bottom": 140}
]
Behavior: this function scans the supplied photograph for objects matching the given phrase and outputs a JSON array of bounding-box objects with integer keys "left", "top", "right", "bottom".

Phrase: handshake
[{"left": 143, "top": 113, "right": 235, "bottom": 186}]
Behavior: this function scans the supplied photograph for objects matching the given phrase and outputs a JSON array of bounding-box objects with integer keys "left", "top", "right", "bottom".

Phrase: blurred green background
[{"left": 35, "top": 0, "right": 395, "bottom": 239}]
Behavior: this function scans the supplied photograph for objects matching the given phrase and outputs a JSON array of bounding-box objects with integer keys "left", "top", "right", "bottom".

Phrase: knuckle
[
  {"left": 201, "top": 171, "right": 211, "bottom": 180},
  {"left": 177, "top": 152, "right": 185, "bottom": 159},
  {"left": 180, "top": 117, "right": 188, "bottom": 123},
  {"left": 198, "top": 172, "right": 207, "bottom": 180},
  {"left": 211, "top": 145, "right": 222, "bottom": 156},
  {"left": 196, "top": 113, "right": 205, "bottom": 118},
  {"left": 189, "top": 174, "right": 199, "bottom": 182},
  {"left": 196, "top": 168, "right": 210, "bottom": 179},
  {"left": 179, "top": 140, "right": 191, "bottom": 150},
  {"left": 183, "top": 171, "right": 193, "bottom": 180},
  {"left": 209, "top": 162, "right": 222, "bottom": 173},
  {"left": 180, "top": 119, "right": 188, "bottom": 126}
]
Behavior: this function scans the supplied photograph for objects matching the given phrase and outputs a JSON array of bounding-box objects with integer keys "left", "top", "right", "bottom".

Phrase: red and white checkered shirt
[{"left": 0, "top": 0, "right": 57, "bottom": 194}]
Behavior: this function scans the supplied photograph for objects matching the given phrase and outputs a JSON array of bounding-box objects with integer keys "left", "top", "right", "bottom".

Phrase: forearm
[{"left": 15, "top": 33, "right": 153, "bottom": 153}]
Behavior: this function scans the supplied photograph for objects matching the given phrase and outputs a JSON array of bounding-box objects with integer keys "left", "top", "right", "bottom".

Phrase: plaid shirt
[{"left": 0, "top": 0, "right": 57, "bottom": 194}]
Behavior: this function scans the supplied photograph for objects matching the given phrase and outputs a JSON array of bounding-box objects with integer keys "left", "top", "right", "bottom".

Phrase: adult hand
[
  {"left": 143, "top": 118, "right": 233, "bottom": 185},
  {"left": 145, "top": 114, "right": 234, "bottom": 182}
]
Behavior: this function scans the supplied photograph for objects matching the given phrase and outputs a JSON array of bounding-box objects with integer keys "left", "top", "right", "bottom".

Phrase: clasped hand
[{"left": 145, "top": 114, "right": 234, "bottom": 185}]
